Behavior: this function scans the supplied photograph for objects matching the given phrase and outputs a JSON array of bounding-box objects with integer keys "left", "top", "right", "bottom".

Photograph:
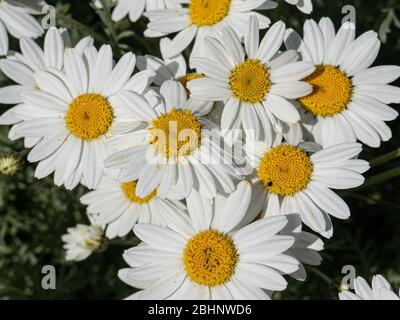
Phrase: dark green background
[{"left": 0, "top": 0, "right": 399, "bottom": 299}]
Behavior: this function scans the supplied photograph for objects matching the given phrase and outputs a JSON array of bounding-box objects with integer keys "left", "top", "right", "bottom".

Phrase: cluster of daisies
[{"left": 0, "top": 0, "right": 399, "bottom": 300}]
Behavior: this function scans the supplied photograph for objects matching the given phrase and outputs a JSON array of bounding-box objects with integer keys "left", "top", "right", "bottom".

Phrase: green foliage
[{"left": 0, "top": 0, "right": 399, "bottom": 300}]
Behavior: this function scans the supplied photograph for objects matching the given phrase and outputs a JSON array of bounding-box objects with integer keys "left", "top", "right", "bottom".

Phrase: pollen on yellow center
[
  {"left": 66, "top": 93, "right": 114, "bottom": 140},
  {"left": 189, "top": 0, "right": 231, "bottom": 26},
  {"left": 178, "top": 73, "right": 205, "bottom": 96},
  {"left": 149, "top": 108, "right": 202, "bottom": 158},
  {"left": 258, "top": 145, "right": 313, "bottom": 196},
  {"left": 121, "top": 181, "right": 157, "bottom": 204},
  {"left": 183, "top": 230, "right": 238, "bottom": 287},
  {"left": 299, "top": 65, "right": 353, "bottom": 117},
  {"left": 230, "top": 59, "right": 271, "bottom": 103}
]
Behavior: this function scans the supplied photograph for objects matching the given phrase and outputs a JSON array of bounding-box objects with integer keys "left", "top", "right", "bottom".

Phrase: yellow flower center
[
  {"left": 178, "top": 73, "right": 205, "bottom": 96},
  {"left": 149, "top": 108, "right": 202, "bottom": 158},
  {"left": 84, "top": 238, "right": 101, "bottom": 248},
  {"left": 230, "top": 59, "right": 271, "bottom": 103},
  {"left": 258, "top": 145, "right": 313, "bottom": 196},
  {"left": 183, "top": 230, "right": 238, "bottom": 287},
  {"left": 0, "top": 153, "right": 21, "bottom": 176},
  {"left": 299, "top": 65, "right": 353, "bottom": 117},
  {"left": 189, "top": 0, "right": 231, "bottom": 26},
  {"left": 121, "top": 181, "right": 157, "bottom": 204},
  {"left": 65, "top": 94, "right": 114, "bottom": 140}
]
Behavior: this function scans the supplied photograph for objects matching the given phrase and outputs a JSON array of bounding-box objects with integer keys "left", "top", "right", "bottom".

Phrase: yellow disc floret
[
  {"left": 230, "top": 59, "right": 271, "bottom": 103},
  {"left": 299, "top": 65, "right": 353, "bottom": 117},
  {"left": 149, "top": 108, "right": 202, "bottom": 158},
  {"left": 66, "top": 94, "right": 114, "bottom": 140},
  {"left": 121, "top": 181, "right": 157, "bottom": 204},
  {"left": 189, "top": 0, "right": 231, "bottom": 26},
  {"left": 258, "top": 145, "right": 313, "bottom": 196},
  {"left": 183, "top": 230, "right": 238, "bottom": 287}
]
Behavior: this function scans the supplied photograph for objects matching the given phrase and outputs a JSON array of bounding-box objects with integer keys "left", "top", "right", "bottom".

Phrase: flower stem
[
  {"left": 343, "top": 166, "right": 400, "bottom": 196},
  {"left": 97, "top": 0, "right": 122, "bottom": 57},
  {"left": 359, "top": 167, "right": 400, "bottom": 189},
  {"left": 57, "top": 13, "right": 108, "bottom": 45},
  {"left": 307, "top": 266, "right": 332, "bottom": 285},
  {"left": 369, "top": 148, "right": 400, "bottom": 167}
]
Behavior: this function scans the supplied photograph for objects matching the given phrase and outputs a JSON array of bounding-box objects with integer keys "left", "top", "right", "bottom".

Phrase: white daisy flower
[
  {"left": 118, "top": 181, "right": 300, "bottom": 300},
  {"left": 245, "top": 139, "right": 369, "bottom": 237},
  {"left": 143, "top": 0, "right": 274, "bottom": 59},
  {"left": 62, "top": 223, "right": 105, "bottom": 262},
  {"left": 136, "top": 38, "right": 214, "bottom": 114},
  {"left": 105, "top": 79, "right": 240, "bottom": 200},
  {"left": 0, "top": 0, "right": 46, "bottom": 55},
  {"left": 188, "top": 17, "right": 315, "bottom": 144},
  {"left": 0, "top": 27, "right": 93, "bottom": 148},
  {"left": 13, "top": 44, "right": 155, "bottom": 190},
  {"left": 339, "top": 274, "right": 400, "bottom": 300},
  {"left": 80, "top": 174, "right": 187, "bottom": 239},
  {"left": 285, "top": 17, "right": 400, "bottom": 148},
  {"left": 281, "top": 0, "right": 313, "bottom": 14}
]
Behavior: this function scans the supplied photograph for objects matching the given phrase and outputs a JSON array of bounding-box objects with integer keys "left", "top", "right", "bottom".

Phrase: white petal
[
  {"left": 160, "top": 80, "right": 187, "bottom": 111},
  {"left": 265, "top": 94, "right": 300, "bottom": 123},
  {"left": 133, "top": 224, "right": 185, "bottom": 252},
  {"left": 187, "top": 189, "right": 213, "bottom": 231},
  {"left": 102, "top": 52, "right": 136, "bottom": 96},
  {"left": 304, "top": 181, "right": 350, "bottom": 219},
  {"left": 211, "top": 181, "right": 252, "bottom": 233},
  {"left": 270, "top": 61, "right": 315, "bottom": 83},
  {"left": 256, "top": 21, "right": 286, "bottom": 62},
  {"left": 44, "top": 27, "right": 64, "bottom": 70},
  {"left": 313, "top": 167, "right": 365, "bottom": 189},
  {"left": 270, "top": 82, "right": 312, "bottom": 99},
  {"left": 244, "top": 15, "right": 259, "bottom": 59},
  {"left": 352, "top": 65, "right": 400, "bottom": 85},
  {"left": 235, "top": 262, "right": 287, "bottom": 291}
]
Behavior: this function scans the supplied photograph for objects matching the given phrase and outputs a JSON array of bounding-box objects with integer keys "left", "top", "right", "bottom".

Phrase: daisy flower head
[
  {"left": 0, "top": 27, "right": 93, "bottom": 147},
  {"left": 339, "top": 273, "right": 400, "bottom": 300},
  {"left": 286, "top": 17, "right": 400, "bottom": 148},
  {"left": 136, "top": 38, "right": 214, "bottom": 114},
  {"left": 188, "top": 16, "right": 315, "bottom": 144},
  {"left": 0, "top": 0, "right": 47, "bottom": 55},
  {"left": 143, "top": 0, "right": 273, "bottom": 60},
  {"left": 118, "top": 181, "right": 301, "bottom": 300},
  {"left": 13, "top": 44, "right": 155, "bottom": 190},
  {"left": 62, "top": 223, "right": 105, "bottom": 262},
  {"left": 80, "top": 174, "right": 187, "bottom": 239},
  {"left": 105, "top": 79, "right": 241, "bottom": 200},
  {"left": 245, "top": 139, "right": 369, "bottom": 238}
]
